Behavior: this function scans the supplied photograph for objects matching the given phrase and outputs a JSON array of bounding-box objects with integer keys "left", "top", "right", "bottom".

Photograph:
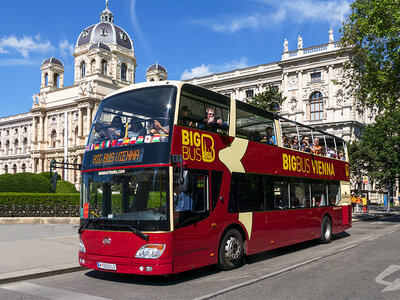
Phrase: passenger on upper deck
[
  {"left": 261, "top": 127, "right": 276, "bottom": 145},
  {"left": 282, "top": 136, "right": 289, "bottom": 148},
  {"left": 127, "top": 119, "right": 147, "bottom": 138},
  {"left": 300, "top": 136, "right": 312, "bottom": 153},
  {"left": 198, "top": 108, "right": 228, "bottom": 132},
  {"left": 151, "top": 110, "right": 170, "bottom": 141},
  {"left": 94, "top": 116, "right": 125, "bottom": 140},
  {"left": 339, "top": 150, "right": 346, "bottom": 160},
  {"left": 312, "top": 138, "right": 323, "bottom": 155},
  {"left": 178, "top": 106, "right": 196, "bottom": 127},
  {"left": 291, "top": 137, "right": 300, "bottom": 150}
]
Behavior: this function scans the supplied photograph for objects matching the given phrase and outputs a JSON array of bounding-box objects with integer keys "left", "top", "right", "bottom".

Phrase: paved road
[{"left": 1, "top": 215, "right": 399, "bottom": 299}]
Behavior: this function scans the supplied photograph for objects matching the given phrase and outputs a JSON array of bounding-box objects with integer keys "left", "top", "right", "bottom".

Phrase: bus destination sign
[{"left": 91, "top": 148, "right": 144, "bottom": 167}]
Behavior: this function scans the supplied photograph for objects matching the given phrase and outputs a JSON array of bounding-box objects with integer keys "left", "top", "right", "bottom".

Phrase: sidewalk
[
  {"left": 0, "top": 221, "right": 82, "bottom": 284},
  {"left": 1, "top": 206, "right": 399, "bottom": 284}
]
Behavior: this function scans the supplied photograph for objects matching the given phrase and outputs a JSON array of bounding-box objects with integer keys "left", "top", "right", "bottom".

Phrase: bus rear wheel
[
  {"left": 217, "top": 229, "right": 244, "bottom": 270},
  {"left": 320, "top": 216, "right": 332, "bottom": 244}
]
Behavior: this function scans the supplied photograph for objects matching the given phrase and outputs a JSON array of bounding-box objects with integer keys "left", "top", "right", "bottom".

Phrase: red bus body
[{"left": 79, "top": 82, "right": 351, "bottom": 275}]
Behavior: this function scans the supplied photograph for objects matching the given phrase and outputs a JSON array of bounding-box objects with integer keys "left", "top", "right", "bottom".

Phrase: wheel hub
[{"left": 225, "top": 236, "right": 241, "bottom": 261}]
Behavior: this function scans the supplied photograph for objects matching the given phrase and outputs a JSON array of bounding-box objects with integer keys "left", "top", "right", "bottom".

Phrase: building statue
[
  {"left": 297, "top": 35, "right": 303, "bottom": 49},
  {"left": 283, "top": 38, "right": 288, "bottom": 52}
]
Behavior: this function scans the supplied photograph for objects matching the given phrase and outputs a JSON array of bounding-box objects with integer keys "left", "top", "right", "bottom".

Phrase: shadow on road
[{"left": 84, "top": 231, "right": 354, "bottom": 285}]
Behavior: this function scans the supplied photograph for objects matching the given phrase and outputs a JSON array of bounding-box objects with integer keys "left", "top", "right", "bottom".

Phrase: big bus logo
[{"left": 181, "top": 129, "right": 215, "bottom": 163}]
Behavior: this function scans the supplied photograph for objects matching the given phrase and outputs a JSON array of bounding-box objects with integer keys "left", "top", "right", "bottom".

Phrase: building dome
[
  {"left": 146, "top": 63, "right": 167, "bottom": 73},
  {"left": 42, "top": 56, "right": 63, "bottom": 66},
  {"left": 88, "top": 42, "right": 111, "bottom": 51},
  {"left": 75, "top": 2, "right": 133, "bottom": 50}
]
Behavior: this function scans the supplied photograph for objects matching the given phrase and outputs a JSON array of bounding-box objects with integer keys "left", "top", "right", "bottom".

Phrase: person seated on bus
[
  {"left": 338, "top": 150, "right": 346, "bottom": 160},
  {"left": 127, "top": 118, "right": 147, "bottom": 138},
  {"left": 261, "top": 127, "right": 276, "bottom": 145},
  {"left": 173, "top": 185, "right": 193, "bottom": 212},
  {"left": 150, "top": 110, "right": 170, "bottom": 141},
  {"left": 291, "top": 197, "right": 302, "bottom": 208},
  {"left": 94, "top": 116, "right": 125, "bottom": 140},
  {"left": 300, "top": 136, "right": 313, "bottom": 153},
  {"left": 312, "top": 138, "right": 323, "bottom": 155},
  {"left": 282, "top": 135, "right": 290, "bottom": 148},
  {"left": 291, "top": 136, "right": 300, "bottom": 150},
  {"left": 326, "top": 147, "right": 337, "bottom": 158},
  {"left": 178, "top": 106, "right": 196, "bottom": 127},
  {"left": 198, "top": 108, "right": 228, "bottom": 132}
]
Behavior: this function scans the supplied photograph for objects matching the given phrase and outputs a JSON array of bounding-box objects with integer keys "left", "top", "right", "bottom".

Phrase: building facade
[{"left": 0, "top": 3, "right": 136, "bottom": 186}]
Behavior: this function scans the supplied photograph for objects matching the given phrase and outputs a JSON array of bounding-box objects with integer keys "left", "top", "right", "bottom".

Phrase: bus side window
[
  {"left": 174, "top": 171, "right": 209, "bottom": 229},
  {"left": 274, "top": 182, "right": 289, "bottom": 209},
  {"left": 211, "top": 171, "right": 223, "bottom": 211}
]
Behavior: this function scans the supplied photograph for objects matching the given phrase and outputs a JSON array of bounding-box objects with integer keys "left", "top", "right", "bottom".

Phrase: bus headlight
[
  {"left": 79, "top": 239, "right": 86, "bottom": 253},
  {"left": 135, "top": 244, "right": 165, "bottom": 259}
]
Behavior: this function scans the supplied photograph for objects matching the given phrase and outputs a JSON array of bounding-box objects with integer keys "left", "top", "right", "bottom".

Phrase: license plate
[{"left": 97, "top": 262, "right": 117, "bottom": 271}]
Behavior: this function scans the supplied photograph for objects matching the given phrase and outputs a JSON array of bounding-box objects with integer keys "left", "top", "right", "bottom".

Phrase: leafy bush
[
  {"left": 39, "top": 172, "right": 61, "bottom": 181},
  {"left": 0, "top": 173, "right": 52, "bottom": 193},
  {"left": 55, "top": 180, "right": 78, "bottom": 193}
]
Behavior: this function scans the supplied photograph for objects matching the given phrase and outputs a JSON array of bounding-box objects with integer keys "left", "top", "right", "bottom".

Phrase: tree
[
  {"left": 348, "top": 108, "right": 400, "bottom": 194},
  {"left": 340, "top": 0, "right": 400, "bottom": 111},
  {"left": 248, "top": 85, "right": 286, "bottom": 112}
]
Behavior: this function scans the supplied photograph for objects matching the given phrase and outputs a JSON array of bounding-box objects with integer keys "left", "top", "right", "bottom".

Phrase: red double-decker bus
[{"left": 78, "top": 81, "right": 351, "bottom": 275}]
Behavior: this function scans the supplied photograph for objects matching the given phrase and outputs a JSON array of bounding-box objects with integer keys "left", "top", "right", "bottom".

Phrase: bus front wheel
[
  {"left": 320, "top": 216, "right": 332, "bottom": 244},
  {"left": 217, "top": 229, "right": 244, "bottom": 270}
]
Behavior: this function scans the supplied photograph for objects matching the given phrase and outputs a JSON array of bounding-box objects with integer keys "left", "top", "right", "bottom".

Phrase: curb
[
  {"left": 0, "top": 217, "right": 80, "bottom": 225},
  {"left": 0, "top": 264, "right": 84, "bottom": 285}
]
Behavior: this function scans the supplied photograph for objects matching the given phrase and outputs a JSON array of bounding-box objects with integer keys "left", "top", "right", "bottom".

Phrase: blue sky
[{"left": 0, "top": 0, "right": 350, "bottom": 118}]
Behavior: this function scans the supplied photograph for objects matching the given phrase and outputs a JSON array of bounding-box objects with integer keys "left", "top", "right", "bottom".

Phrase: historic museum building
[{"left": 0, "top": 4, "right": 376, "bottom": 194}]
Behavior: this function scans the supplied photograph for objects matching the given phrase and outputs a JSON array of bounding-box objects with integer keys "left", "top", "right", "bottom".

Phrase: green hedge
[
  {"left": 56, "top": 180, "right": 78, "bottom": 193},
  {"left": 39, "top": 172, "right": 61, "bottom": 181},
  {"left": 0, "top": 173, "right": 52, "bottom": 193},
  {"left": 0, "top": 193, "right": 80, "bottom": 206}
]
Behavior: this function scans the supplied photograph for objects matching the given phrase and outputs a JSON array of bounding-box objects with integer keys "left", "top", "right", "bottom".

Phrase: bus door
[{"left": 172, "top": 170, "right": 213, "bottom": 273}]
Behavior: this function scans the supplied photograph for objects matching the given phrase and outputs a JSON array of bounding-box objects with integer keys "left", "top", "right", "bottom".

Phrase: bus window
[
  {"left": 274, "top": 182, "right": 289, "bottom": 209},
  {"left": 290, "top": 183, "right": 306, "bottom": 208},
  {"left": 180, "top": 85, "right": 230, "bottom": 135},
  {"left": 228, "top": 173, "right": 264, "bottom": 213},
  {"left": 327, "top": 183, "right": 340, "bottom": 205},
  {"left": 236, "top": 101, "right": 276, "bottom": 144},
  {"left": 174, "top": 170, "right": 209, "bottom": 229},
  {"left": 312, "top": 183, "right": 326, "bottom": 207}
]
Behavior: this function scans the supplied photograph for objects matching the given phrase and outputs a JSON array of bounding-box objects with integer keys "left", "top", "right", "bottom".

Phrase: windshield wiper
[
  {"left": 78, "top": 219, "right": 94, "bottom": 234},
  {"left": 104, "top": 223, "right": 149, "bottom": 241}
]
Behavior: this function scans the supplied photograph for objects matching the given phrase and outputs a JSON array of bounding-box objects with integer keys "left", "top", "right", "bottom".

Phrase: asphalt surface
[{"left": 0, "top": 205, "right": 398, "bottom": 284}]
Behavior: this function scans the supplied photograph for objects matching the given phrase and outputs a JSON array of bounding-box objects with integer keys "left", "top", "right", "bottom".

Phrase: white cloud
[
  {"left": 59, "top": 39, "right": 74, "bottom": 57},
  {"left": 181, "top": 58, "right": 248, "bottom": 80},
  {"left": 191, "top": 0, "right": 350, "bottom": 33},
  {"left": 0, "top": 35, "right": 53, "bottom": 58}
]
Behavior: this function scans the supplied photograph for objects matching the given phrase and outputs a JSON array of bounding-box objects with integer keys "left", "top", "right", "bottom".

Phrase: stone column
[{"left": 78, "top": 108, "right": 83, "bottom": 137}]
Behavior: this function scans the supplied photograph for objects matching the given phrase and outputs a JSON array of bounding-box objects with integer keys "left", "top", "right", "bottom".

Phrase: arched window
[
  {"left": 51, "top": 130, "right": 57, "bottom": 148},
  {"left": 91, "top": 59, "right": 96, "bottom": 74},
  {"left": 21, "top": 163, "right": 26, "bottom": 173},
  {"left": 5, "top": 140, "right": 9, "bottom": 155},
  {"left": 4, "top": 165, "right": 8, "bottom": 174},
  {"left": 80, "top": 61, "right": 86, "bottom": 78},
  {"left": 54, "top": 73, "right": 59, "bottom": 87},
  {"left": 23, "top": 137, "right": 28, "bottom": 153},
  {"left": 102, "top": 60, "right": 107, "bottom": 75},
  {"left": 14, "top": 139, "right": 18, "bottom": 154},
  {"left": 121, "top": 63, "right": 127, "bottom": 81},
  {"left": 73, "top": 126, "right": 78, "bottom": 146},
  {"left": 12, "top": 164, "right": 17, "bottom": 174},
  {"left": 309, "top": 91, "right": 324, "bottom": 121},
  {"left": 45, "top": 73, "right": 49, "bottom": 86}
]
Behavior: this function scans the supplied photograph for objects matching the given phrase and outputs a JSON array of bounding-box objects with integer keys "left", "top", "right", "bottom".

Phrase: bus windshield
[
  {"left": 87, "top": 86, "right": 176, "bottom": 147},
  {"left": 81, "top": 167, "right": 169, "bottom": 231}
]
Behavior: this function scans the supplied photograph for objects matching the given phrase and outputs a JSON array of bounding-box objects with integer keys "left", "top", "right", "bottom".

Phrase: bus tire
[
  {"left": 320, "top": 216, "right": 332, "bottom": 244},
  {"left": 217, "top": 229, "right": 244, "bottom": 270}
]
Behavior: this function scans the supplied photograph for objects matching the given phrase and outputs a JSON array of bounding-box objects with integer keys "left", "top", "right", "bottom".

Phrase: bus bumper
[{"left": 79, "top": 252, "right": 173, "bottom": 275}]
